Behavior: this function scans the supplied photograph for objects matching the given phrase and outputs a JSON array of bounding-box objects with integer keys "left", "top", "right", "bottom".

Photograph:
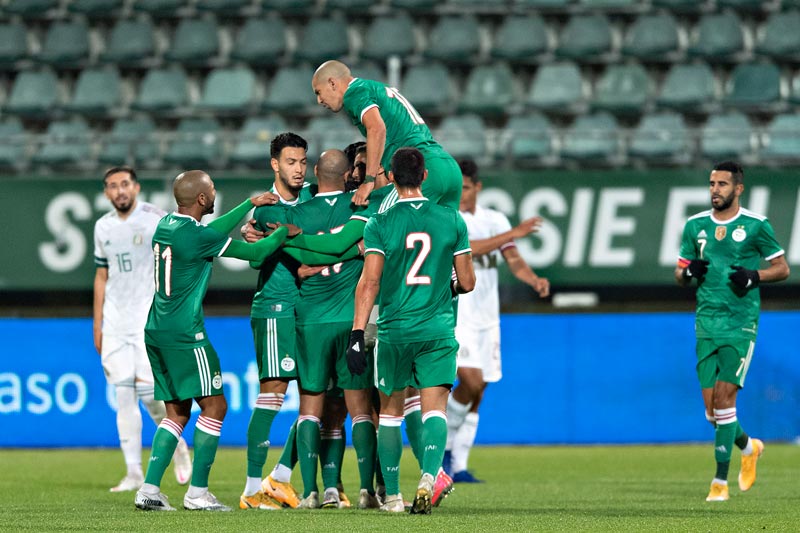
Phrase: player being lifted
[{"left": 675, "top": 161, "right": 789, "bottom": 502}]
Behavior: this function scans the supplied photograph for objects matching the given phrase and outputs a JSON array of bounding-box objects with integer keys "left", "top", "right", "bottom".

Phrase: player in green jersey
[
  {"left": 675, "top": 161, "right": 789, "bottom": 503},
  {"left": 347, "top": 147, "right": 476, "bottom": 514},
  {"left": 135, "top": 170, "right": 289, "bottom": 512},
  {"left": 312, "top": 60, "right": 462, "bottom": 209}
]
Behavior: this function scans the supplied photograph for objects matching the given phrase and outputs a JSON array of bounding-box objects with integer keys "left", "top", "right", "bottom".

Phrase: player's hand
[
  {"left": 531, "top": 277, "right": 550, "bottom": 298},
  {"left": 250, "top": 191, "right": 280, "bottom": 207},
  {"left": 510, "top": 217, "right": 542, "bottom": 239},
  {"left": 241, "top": 219, "right": 265, "bottom": 243},
  {"left": 346, "top": 329, "right": 367, "bottom": 375},
  {"left": 352, "top": 181, "right": 375, "bottom": 206},
  {"left": 683, "top": 259, "right": 710, "bottom": 280},
  {"left": 729, "top": 265, "right": 760, "bottom": 289},
  {"left": 297, "top": 264, "right": 326, "bottom": 280},
  {"left": 267, "top": 222, "right": 302, "bottom": 238}
]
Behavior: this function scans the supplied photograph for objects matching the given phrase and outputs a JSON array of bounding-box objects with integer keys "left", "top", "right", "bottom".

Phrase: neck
[
  {"left": 116, "top": 199, "right": 137, "bottom": 220},
  {"left": 177, "top": 205, "right": 203, "bottom": 222},
  {"left": 713, "top": 203, "right": 739, "bottom": 221},
  {"left": 274, "top": 178, "right": 300, "bottom": 202},
  {"left": 317, "top": 184, "right": 343, "bottom": 194},
  {"left": 462, "top": 203, "right": 476, "bottom": 214},
  {"left": 395, "top": 185, "right": 423, "bottom": 199}
]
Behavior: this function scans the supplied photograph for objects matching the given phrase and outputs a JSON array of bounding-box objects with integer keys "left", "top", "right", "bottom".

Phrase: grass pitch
[{"left": 2, "top": 444, "right": 798, "bottom": 532}]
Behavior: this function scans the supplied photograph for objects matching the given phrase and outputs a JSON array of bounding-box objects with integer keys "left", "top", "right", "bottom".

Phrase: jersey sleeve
[
  {"left": 93, "top": 220, "right": 109, "bottom": 268},
  {"left": 756, "top": 219, "right": 785, "bottom": 260},
  {"left": 343, "top": 83, "right": 378, "bottom": 124},
  {"left": 454, "top": 212, "right": 471, "bottom": 256},
  {"left": 363, "top": 217, "right": 384, "bottom": 256},
  {"left": 194, "top": 225, "right": 231, "bottom": 259},
  {"left": 677, "top": 221, "right": 697, "bottom": 267}
]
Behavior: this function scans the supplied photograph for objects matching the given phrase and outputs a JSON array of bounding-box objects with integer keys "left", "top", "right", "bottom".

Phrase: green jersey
[
  {"left": 351, "top": 183, "right": 394, "bottom": 223},
  {"left": 250, "top": 184, "right": 316, "bottom": 318},
  {"left": 679, "top": 207, "right": 784, "bottom": 339},
  {"left": 145, "top": 213, "right": 231, "bottom": 348},
  {"left": 363, "top": 197, "right": 471, "bottom": 343},
  {"left": 287, "top": 191, "right": 363, "bottom": 325}
]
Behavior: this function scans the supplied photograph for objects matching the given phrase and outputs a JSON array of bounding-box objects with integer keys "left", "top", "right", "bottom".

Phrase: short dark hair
[
  {"left": 103, "top": 166, "right": 137, "bottom": 185},
  {"left": 458, "top": 158, "right": 479, "bottom": 184},
  {"left": 391, "top": 147, "right": 425, "bottom": 188},
  {"left": 343, "top": 141, "right": 366, "bottom": 167},
  {"left": 270, "top": 132, "right": 308, "bottom": 160},
  {"left": 713, "top": 161, "right": 744, "bottom": 185}
]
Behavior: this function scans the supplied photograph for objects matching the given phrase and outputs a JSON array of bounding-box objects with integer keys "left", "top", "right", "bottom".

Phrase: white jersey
[
  {"left": 94, "top": 201, "right": 165, "bottom": 336},
  {"left": 456, "top": 205, "right": 514, "bottom": 330}
]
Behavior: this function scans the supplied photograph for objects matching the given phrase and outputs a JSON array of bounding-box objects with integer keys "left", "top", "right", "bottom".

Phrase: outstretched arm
[
  {"left": 222, "top": 226, "right": 288, "bottom": 262},
  {"left": 503, "top": 247, "right": 549, "bottom": 297},
  {"left": 469, "top": 217, "right": 541, "bottom": 256},
  {"left": 352, "top": 108, "right": 386, "bottom": 206},
  {"left": 285, "top": 218, "right": 366, "bottom": 255},
  {"left": 208, "top": 192, "right": 280, "bottom": 235},
  {"left": 283, "top": 244, "right": 361, "bottom": 266}
]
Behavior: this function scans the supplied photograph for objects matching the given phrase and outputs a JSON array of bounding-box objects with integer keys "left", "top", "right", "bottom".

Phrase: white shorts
[
  {"left": 101, "top": 334, "right": 155, "bottom": 386},
  {"left": 454, "top": 325, "right": 502, "bottom": 383}
]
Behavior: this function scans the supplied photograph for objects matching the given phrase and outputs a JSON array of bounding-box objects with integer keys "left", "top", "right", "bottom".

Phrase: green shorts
[
  {"left": 421, "top": 154, "right": 462, "bottom": 210},
  {"left": 296, "top": 322, "right": 350, "bottom": 394},
  {"left": 146, "top": 341, "right": 224, "bottom": 402},
  {"left": 696, "top": 337, "right": 756, "bottom": 389},
  {"left": 374, "top": 337, "right": 458, "bottom": 396},
  {"left": 251, "top": 317, "right": 298, "bottom": 380}
]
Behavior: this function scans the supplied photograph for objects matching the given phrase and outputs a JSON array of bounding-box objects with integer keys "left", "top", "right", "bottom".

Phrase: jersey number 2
[
  {"left": 153, "top": 243, "right": 172, "bottom": 296},
  {"left": 406, "top": 233, "right": 431, "bottom": 285}
]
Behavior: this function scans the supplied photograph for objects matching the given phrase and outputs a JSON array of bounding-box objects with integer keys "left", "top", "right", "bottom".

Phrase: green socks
[
  {"left": 404, "top": 396, "right": 424, "bottom": 470},
  {"left": 245, "top": 393, "right": 282, "bottom": 478},
  {"left": 320, "top": 427, "right": 344, "bottom": 490},
  {"left": 144, "top": 419, "right": 182, "bottom": 487},
  {"left": 352, "top": 416, "right": 377, "bottom": 492},
  {"left": 377, "top": 415, "right": 404, "bottom": 495},
  {"left": 421, "top": 411, "right": 448, "bottom": 478},
  {"left": 713, "top": 408, "right": 737, "bottom": 481},
  {"left": 192, "top": 416, "right": 223, "bottom": 488},
  {"left": 297, "top": 416, "right": 321, "bottom": 497}
]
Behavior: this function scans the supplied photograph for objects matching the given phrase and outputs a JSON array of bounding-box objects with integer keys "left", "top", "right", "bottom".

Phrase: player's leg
[
  {"left": 420, "top": 154, "right": 462, "bottom": 210},
  {"left": 320, "top": 394, "right": 347, "bottom": 509},
  {"left": 263, "top": 417, "right": 302, "bottom": 508},
  {"left": 184, "top": 393, "right": 231, "bottom": 511},
  {"left": 404, "top": 388, "right": 424, "bottom": 469},
  {"left": 450, "top": 381, "right": 486, "bottom": 483}
]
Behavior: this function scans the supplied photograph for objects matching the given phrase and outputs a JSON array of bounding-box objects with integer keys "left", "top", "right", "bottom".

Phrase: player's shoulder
[
  {"left": 739, "top": 207, "right": 768, "bottom": 222},
  {"left": 687, "top": 209, "right": 713, "bottom": 222},
  {"left": 139, "top": 201, "right": 166, "bottom": 218}
]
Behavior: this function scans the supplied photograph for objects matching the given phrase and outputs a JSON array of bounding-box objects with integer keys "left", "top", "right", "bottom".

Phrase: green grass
[{"left": 1, "top": 444, "right": 799, "bottom": 532}]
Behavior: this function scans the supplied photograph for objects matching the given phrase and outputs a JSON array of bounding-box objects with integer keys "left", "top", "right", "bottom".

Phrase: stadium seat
[
  {"left": 165, "top": 17, "right": 220, "bottom": 66},
  {"left": 556, "top": 14, "right": 613, "bottom": 61},
  {"left": 435, "top": 114, "right": 489, "bottom": 162},
  {"left": 361, "top": 12, "right": 416, "bottom": 63},
  {"left": 305, "top": 116, "right": 363, "bottom": 162},
  {"left": 195, "top": 0, "right": 249, "bottom": 14},
  {"left": 198, "top": 67, "right": 257, "bottom": 114},
  {"left": 761, "top": 113, "right": 800, "bottom": 161},
  {"left": 0, "top": 118, "right": 26, "bottom": 168},
  {"left": 4, "top": 0, "right": 58, "bottom": 17},
  {"left": 230, "top": 17, "right": 288, "bottom": 65},
  {"left": 688, "top": 12, "right": 745, "bottom": 60},
  {"left": 656, "top": 62, "right": 716, "bottom": 111},
  {"left": 513, "top": 0, "right": 570, "bottom": 7},
  {"left": 579, "top": 0, "right": 637, "bottom": 7},
  {"left": 723, "top": 62, "right": 782, "bottom": 110},
  {"left": 262, "top": 65, "right": 317, "bottom": 114},
  {"left": 527, "top": 62, "right": 586, "bottom": 113},
  {"left": 294, "top": 17, "right": 349, "bottom": 64},
  {"left": 591, "top": 63, "right": 650, "bottom": 115},
  {"left": 629, "top": 111, "right": 691, "bottom": 163},
  {"left": 717, "top": 0, "right": 765, "bottom": 11},
  {"left": 326, "top": 0, "right": 374, "bottom": 11},
  {"left": 230, "top": 115, "right": 288, "bottom": 168},
  {"left": 99, "top": 116, "right": 159, "bottom": 166},
  {"left": 164, "top": 118, "right": 223, "bottom": 168},
  {"left": 459, "top": 63, "right": 519, "bottom": 117},
  {"left": 100, "top": 18, "right": 157, "bottom": 66},
  {"left": 561, "top": 112, "right": 620, "bottom": 162},
  {"left": 132, "top": 67, "right": 190, "bottom": 113},
  {"left": 701, "top": 111, "right": 754, "bottom": 160},
  {"left": 5, "top": 70, "right": 60, "bottom": 116},
  {"left": 622, "top": 13, "right": 681, "bottom": 61},
  {"left": 262, "top": 0, "right": 315, "bottom": 11},
  {"left": 388, "top": 0, "right": 437, "bottom": 10},
  {"left": 789, "top": 71, "right": 800, "bottom": 105},
  {"left": 424, "top": 16, "right": 481, "bottom": 64},
  {"left": 652, "top": 0, "right": 709, "bottom": 8},
  {"left": 400, "top": 63, "right": 458, "bottom": 116},
  {"left": 0, "top": 23, "right": 29, "bottom": 66},
  {"left": 755, "top": 10, "right": 800, "bottom": 60},
  {"left": 501, "top": 112, "right": 554, "bottom": 164},
  {"left": 491, "top": 14, "right": 549, "bottom": 63},
  {"left": 350, "top": 62, "right": 386, "bottom": 84},
  {"left": 38, "top": 20, "right": 91, "bottom": 67},
  {"left": 33, "top": 118, "right": 93, "bottom": 167},
  {"left": 68, "top": 0, "right": 124, "bottom": 17},
  {"left": 65, "top": 67, "right": 122, "bottom": 116},
  {"left": 132, "top": 0, "right": 185, "bottom": 15}
]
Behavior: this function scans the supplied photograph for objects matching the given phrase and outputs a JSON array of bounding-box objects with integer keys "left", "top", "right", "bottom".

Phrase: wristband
[{"left": 363, "top": 175, "right": 376, "bottom": 184}]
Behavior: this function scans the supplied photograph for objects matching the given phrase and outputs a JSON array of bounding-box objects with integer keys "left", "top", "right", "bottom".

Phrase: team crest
[
  {"left": 212, "top": 372, "right": 223, "bottom": 389},
  {"left": 732, "top": 227, "right": 746, "bottom": 242},
  {"left": 133, "top": 233, "right": 143, "bottom": 245},
  {"left": 715, "top": 226, "right": 727, "bottom": 241},
  {"left": 281, "top": 356, "right": 295, "bottom": 372}
]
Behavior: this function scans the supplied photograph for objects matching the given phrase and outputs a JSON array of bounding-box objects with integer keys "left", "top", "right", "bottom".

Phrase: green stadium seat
[
  {"left": 717, "top": 0, "right": 765, "bottom": 11},
  {"left": 295, "top": 17, "right": 349, "bottom": 64},
  {"left": 629, "top": 112, "right": 691, "bottom": 162},
  {"left": 305, "top": 116, "right": 362, "bottom": 163},
  {"left": 68, "top": 0, "right": 124, "bottom": 17},
  {"left": 622, "top": 13, "right": 681, "bottom": 60},
  {"left": 132, "top": 0, "right": 185, "bottom": 15},
  {"left": 652, "top": 0, "right": 708, "bottom": 8},
  {"left": 66, "top": 67, "right": 122, "bottom": 116},
  {"left": 100, "top": 18, "right": 156, "bottom": 66},
  {"left": 388, "top": 0, "right": 437, "bottom": 10},
  {"left": 164, "top": 118, "right": 223, "bottom": 168},
  {"left": 262, "top": 65, "right": 317, "bottom": 114},
  {"left": 656, "top": 63, "right": 716, "bottom": 111},
  {"left": 527, "top": 62, "right": 585, "bottom": 113},
  {"left": 556, "top": 14, "right": 613, "bottom": 61},
  {"left": 755, "top": 10, "right": 800, "bottom": 60},
  {"left": 230, "top": 17, "right": 287, "bottom": 66},
  {"left": 0, "top": 118, "right": 26, "bottom": 168},
  {"left": 688, "top": 12, "right": 745, "bottom": 60},
  {"left": 195, "top": 0, "right": 249, "bottom": 14},
  {"left": 0, "top": 23, "right": 29, "bottom": 66},
  {"left": 724, "top": 62, "right": 782, "bottom": 110},
  {"left": 4, "top": 0, "right": 59, "bottom": 17},
  {"left": 350, "top": 62, "right": 386, "bottom": 84},
  {"left": 784, "top": 0, "right": 800, "bottom": 7},
  {"left": 579, "top": 0, "right": 637, "bottom": 7},
  {"left": 424, "top": 16, "right": 481, "bottom": 64},
  {"left": 762, "top": 113, "right": 800, "bottom": 161},
  {"left": 701, "top": 112, "right": 754, "bottom": 160},
  {"left": 165, "top": 18, "right": 220, "bottom": 66},
  {"left": 435, "top": 114, "right": 488, "bottom": 161},
  {"left": 38, "top": 20, "right": 91, "bottom": 67},
  {"left": 198, "top": 67, "right": 257, "bottom": 114},
  {"left": 33, "top": 118, "right": 93, "bottom": 167},
  {"left": 132, "top": 67, "right": 190, "bottom": 113},
  {"left": 230, "top": 115, "right": 288, "bottom": 168},
  {"left": 262, "top": 0, "right": 315, "bottom": 11},
  {"left": 99, "top": 117, "right": 159, "bottom": 166},
  {"left": 5, "top": 70, "right": 60, "bottom": 116},
  {"left": 459, "top": 63, "right": 519, "bottom": 117},
  {"left": 361, "top": 12, "right": 415, "bottom": 63},
  {"left": 502, "top": 112, "right": 553, "bottom": 164},
  {"left": 326, "top": 0, "right": 374, "bottom": 11},
  {"left": 561, "top": 112, "right": 619, "bottom": 162},
  {"left": 400, "top": 63, "right": 457, "bottom": 116},
  {"left": 491, "top": 14, "right": 549, "bottom": 63},
  {"left": 514, "top": 0, "right": 571, "bottom": 7},
  {"left": 592, "top": 63, "right": 650, "bottom": 114}
]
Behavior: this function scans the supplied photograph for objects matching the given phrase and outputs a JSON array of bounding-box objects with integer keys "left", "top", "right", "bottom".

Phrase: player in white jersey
[
  {"left": 93, "top": 166, "right": 191, "bottom": 492},
  {"left": 443, "top": 159, "right": 550, "bottom": 483}
]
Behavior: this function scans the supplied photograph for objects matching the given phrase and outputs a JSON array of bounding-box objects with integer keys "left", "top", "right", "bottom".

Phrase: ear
[
  {"left": 422, "top": 169, "right": 428, "bottom": 183},
  {"left": 270, "top": 157, "right": 279, "bottom": 173}
]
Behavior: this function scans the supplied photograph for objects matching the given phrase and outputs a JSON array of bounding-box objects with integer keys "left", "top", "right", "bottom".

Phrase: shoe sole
[
  {"left": 432, "top": 485, "right": 453, "bottom": 507},
  {"left": 410, "top": 491, "right": 432, "bottom": 515}
]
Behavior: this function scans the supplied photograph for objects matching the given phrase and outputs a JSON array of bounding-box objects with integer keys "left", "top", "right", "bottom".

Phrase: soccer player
[
  {"left": 444, "top": 159, "right": 550, "bottom": 483},
  {"left": 675, "top": 161, "right": 789, "bottom": 502},
  {"left": 347, "top": 147, "right": 476, "bottom": 514},
  {"left": 134, "top": 170, "right": 289, "bottom": 512},
  {"left": 312, "top": 60, "right": 461, "bottom": 209},
  {"left": 93, "top": 166, "right": 191, "bottom": 492}
]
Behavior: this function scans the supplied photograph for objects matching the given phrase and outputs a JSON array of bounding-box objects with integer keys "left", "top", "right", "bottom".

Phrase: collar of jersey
[
  {"left": 170, "top": 211, "right": 201, "bottom": 225},
  {"left": 710, "top": 207, "right": 742, "bottom": 225},
  {"left": 396, "top": 197, "right": 429, "bottom": 204},
  {"left": 315, "top": 191, "right": 344, "bottom": 197}
]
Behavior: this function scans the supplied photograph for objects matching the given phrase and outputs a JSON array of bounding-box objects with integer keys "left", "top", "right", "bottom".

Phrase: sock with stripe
[
  {"left": 297, "top": 416, "right": 321, "bottom": 497},
  {"left": 404, "top": 395, "right": 424, "bottom": 470},
  {"left": 320, "top": 427, "right": 344, "bottom": 490},
  {"left": 143, "top": 418, "right": 183, "bottom": 487},
  {"left": 244, "top": 393, "right": 282, "bottom": 494},
  {"left": 352, "top": 416, "right": 377, "bottom": 492},
  {"left": 192, "top": 415, "right": 223, "bottom": 489},
  {"left": 445, "top": 396, "right": 472, "bottom": 450},
  {"left": 713, "top": 407, "right": 737, "bottom": 481},
  {"left": 421, "top": 410, "right": 448, "bottom": 478},
  {"left": 377, "top": 415, "right": 404, "bottom": 496},
  {"left": 451, "top": 412, "right": 479, "bottom": 474}
]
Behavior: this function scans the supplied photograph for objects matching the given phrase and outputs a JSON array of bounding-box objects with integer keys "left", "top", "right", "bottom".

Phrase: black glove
[
  {"left": 683, "top": 259, "right": 709, "bottom": 280},
  {"left": 346, "top": 329, "right": 367, "bottom": 375},
  {"left": 728, "top": 265, "right": 760, "bottom": 289}
]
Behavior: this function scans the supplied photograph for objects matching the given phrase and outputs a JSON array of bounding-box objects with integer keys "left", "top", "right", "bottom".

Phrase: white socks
[
  {"left": 115, "top": 385, "right": 143, "bottom": 471},
  {"left": 451, "top": 412, "right": 479, "bottom": 474}
]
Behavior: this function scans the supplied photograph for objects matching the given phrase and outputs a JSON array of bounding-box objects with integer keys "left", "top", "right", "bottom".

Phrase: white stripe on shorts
[{"left": 194, "top": 347, "right": 210, "bottom": 396}]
